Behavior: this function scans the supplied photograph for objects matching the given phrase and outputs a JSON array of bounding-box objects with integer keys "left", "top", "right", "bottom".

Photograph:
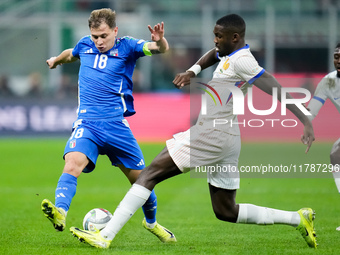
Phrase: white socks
[
  {"left": 100, "top": 186, "right": 303, "bottom": 241},
  {"left": 145, "top": 222, "right": 157, "bottom": 229},
  {"left": 236, "top": 203, "right": 301, "bottom": 227},
  {"left": 59, "top": 207, "right": 67, "bottom": 217},
  {"left": 100, "top": 184, "right": 152, "bottom": 240}
]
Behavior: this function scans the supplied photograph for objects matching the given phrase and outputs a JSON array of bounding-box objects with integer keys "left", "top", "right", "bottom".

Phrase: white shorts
[{"left": 166, "top": 125, "right": 240, "bottom": 189}]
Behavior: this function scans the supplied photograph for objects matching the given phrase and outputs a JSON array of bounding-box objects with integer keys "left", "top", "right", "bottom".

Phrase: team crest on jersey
[
  {"left": 223, "top": 59, "right": 230, "bottom": 70},
  {"left": 251, "top": 66, "right": 261, "bottom": 75},
  {"left": 70, "top": 140, "right": 76, "bottom": 148},
  {"left": 219, "top": 58, "right": 230, "bottom": 73},
  {"left": 110, "top": 49, "right": 118, "bottom": 56}
]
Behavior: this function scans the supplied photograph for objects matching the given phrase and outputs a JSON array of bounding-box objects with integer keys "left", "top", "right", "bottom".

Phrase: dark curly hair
[{"left": 216, "top": 14, "right": 246, "bottom": 37}]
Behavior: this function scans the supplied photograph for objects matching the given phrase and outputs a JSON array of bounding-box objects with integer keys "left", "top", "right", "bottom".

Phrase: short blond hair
[{"left": 88, "top": 8, "right": 116, "bottom": 29}]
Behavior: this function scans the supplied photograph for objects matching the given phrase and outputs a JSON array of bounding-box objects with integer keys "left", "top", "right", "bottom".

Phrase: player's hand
[
  {"left": 148, "top": 22, "right": 165, "bottom": 42},
  {"left": 173, "top": 71, "right": 195, "bottom": 89},
  {"left": 46, "top": 57, "right": 59, "bottom": 69},
  {"left": 301, "top": 125, "right": 315, "bottom": 153}
]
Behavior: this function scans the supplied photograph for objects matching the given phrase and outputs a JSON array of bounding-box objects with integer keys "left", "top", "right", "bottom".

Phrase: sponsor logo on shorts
[{"left": 137, "top": 159, "right": 144, "bottom": 167}]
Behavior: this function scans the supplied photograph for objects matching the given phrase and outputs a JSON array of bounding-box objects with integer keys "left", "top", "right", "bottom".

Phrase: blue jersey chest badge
[{"left": 110, "top": 49, "right": 118, "bottom": 56}]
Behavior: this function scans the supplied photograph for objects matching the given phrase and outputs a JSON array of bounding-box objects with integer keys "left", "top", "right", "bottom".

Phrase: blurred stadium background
[{"left": 0, "top": 0, "right": 339, "bottom": 141}]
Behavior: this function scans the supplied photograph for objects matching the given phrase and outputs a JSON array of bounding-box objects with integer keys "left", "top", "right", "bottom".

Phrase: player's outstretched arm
[
  {"left": 46, "top": 48, "right": 78, "bottom": 69},
  {"left": 147, "top": 22, "right": 169, "bottom": 54},
  {"left": 306, "top": 77, "right": 327, "bottom": 121},
  {"left": 173, "top": 48, "right": 219, "bottom": 88},
  {"left": 307, "top": 98, "right": 322, "bottom": 121},
  {"left": 253, "top": 71, "right": 315, "bottom": 153}
]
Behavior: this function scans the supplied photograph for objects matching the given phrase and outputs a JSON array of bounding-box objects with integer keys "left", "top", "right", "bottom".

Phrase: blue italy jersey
[{"left": 72, "top": 36, "right": 148, "bottom": 119}]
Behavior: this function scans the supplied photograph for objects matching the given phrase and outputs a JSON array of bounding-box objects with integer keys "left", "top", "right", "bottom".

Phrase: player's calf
[{"left": 209, "top": 185, "right": 239, "bottom": 223}]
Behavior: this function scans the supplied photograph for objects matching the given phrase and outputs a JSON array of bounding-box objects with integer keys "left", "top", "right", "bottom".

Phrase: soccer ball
[{"left": 83, "top": 208, "right": 112, "bottom": 231}]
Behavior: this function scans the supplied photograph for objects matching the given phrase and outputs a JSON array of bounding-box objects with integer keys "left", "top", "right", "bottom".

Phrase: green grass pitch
[{"left": 0, "top": 138, "right": 339, "bottom": 254}]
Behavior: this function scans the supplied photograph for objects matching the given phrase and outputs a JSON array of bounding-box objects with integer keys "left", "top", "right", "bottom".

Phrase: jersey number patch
[
  {"left": 70, "top": 128, "right": 84, "bottom": 139},
  {"left": 93, "top": 54, "right": 108, "bottom": 69}
]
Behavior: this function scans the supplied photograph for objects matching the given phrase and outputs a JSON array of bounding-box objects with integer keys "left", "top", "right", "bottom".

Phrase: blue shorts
[{"left": 64, "top": 118, "right": 145, "bottom": 173}]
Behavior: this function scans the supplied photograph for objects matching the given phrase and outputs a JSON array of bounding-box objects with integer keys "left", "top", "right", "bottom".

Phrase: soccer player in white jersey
[
  {"left": 307, "top": 43, "right": 340, "bottom": 230},
  {"left": 70, "top": 14, "right": 317, "bottom": 249},
  {"left": 42, "top": 8, "right": 176, "bottom": 244}
]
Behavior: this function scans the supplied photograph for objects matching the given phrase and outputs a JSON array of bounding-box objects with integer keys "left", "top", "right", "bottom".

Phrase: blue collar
[{"left": 228, "top": 44, "right": 249, "bottom": 57}]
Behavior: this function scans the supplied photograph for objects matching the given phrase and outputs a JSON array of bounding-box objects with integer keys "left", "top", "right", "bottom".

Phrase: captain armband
[{"left": 142, "top": 43, "right": 152, "bottom": 56}]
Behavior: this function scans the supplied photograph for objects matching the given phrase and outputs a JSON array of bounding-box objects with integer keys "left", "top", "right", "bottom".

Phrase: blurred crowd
[
  {"left": 0, "top": 72, "right": 78, "bottom": 99},
  {"left": 1, "top": 0, "right": 336, "bottom": 99},
  {"left": 0, "top": 45, "right": 201, "bottom": 99}
]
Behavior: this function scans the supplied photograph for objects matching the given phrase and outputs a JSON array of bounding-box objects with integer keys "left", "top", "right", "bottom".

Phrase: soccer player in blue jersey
[{"left": 41, "top": 8, "right": 176, "bottom": 243}]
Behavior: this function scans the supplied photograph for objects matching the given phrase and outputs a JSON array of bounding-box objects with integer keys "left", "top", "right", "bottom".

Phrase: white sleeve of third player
[
  {"left": 307, "top": 76, "right": 329, "bottom": 121},
  {"left": 234, "top": 55, "right": 264, "bottom": 84},
  {"left": 307, "top": 98, "right": 323, "bottom": 121}
]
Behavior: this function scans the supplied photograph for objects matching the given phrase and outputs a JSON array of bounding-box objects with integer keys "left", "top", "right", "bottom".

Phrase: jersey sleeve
[
  {"left": 124, "top": 37, "right": 148, "bottom": 59},
  {"left": 312, "top": 76, "right": 329, "bottom": 104},
  {"left": 307, "top": 76, "right": 329, "bottom": 120},
  {"left": 72, "top": 36, "right": 93, "bottom": 58},
  {"left": 72, "top": 37, "right": 87, "bottom": 59},
  {"left": 307, "top": 98, "right": 323, "bottom": 121},
  {"left": 72, "top": 44, "right": 80, "bottom": 58},
  {"left": 234, "top": 55, "right": 265, "bottom": 84}
]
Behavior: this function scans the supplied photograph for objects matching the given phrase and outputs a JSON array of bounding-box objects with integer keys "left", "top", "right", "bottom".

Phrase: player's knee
[
  {"left": 212, "top": 204, "right": 238, "bottom": 223},
  {"left": 63, "top": 159, "right": 87, "bottom": 177},
  {"left": 63, "top": 164, "right": 83, "bottom": 177},
  {"left": 63, "top": 152, "right": 89, "bottom": 177}
]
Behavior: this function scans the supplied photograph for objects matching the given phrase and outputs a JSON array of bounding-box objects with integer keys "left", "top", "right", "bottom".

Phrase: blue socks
[
  {"left": 142, "top": 190, "right": 157, "bottom": 224},
  {"left": 54, "top": 172, "right": 157, "bottom": 224},
  {"left": 55, "top": 173, "right": 77, "bottom": 212}
]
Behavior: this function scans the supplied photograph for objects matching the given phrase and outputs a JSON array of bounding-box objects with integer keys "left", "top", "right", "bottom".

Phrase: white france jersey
[
  {"left": 308, "top": 70, "right": 340, "bottom": 121},
  {"left": 196, "top": 44, "right": 265, "bottom": 135}
]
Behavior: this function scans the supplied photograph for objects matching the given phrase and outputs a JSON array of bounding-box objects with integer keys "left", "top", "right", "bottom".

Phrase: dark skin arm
[
  {"left": 173, "top": 48, "right": 219, "bottom": 88},
  {"left": 253, "top": 71, "right": 315, "bottom": 153}
]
